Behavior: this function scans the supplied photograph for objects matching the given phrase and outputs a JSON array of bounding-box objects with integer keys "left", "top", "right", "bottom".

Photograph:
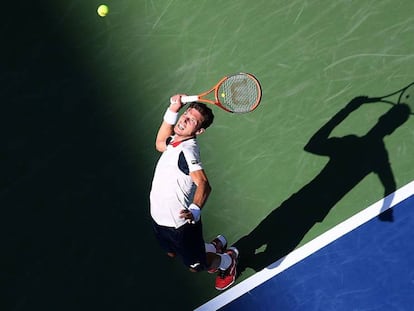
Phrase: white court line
[{"left": 195, "top": 180, "right": 414, "bottom": 311}]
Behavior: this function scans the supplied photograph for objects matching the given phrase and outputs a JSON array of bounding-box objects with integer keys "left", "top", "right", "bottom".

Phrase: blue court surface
[{"left": 197, "top": 181, "right": 414, "bottom": 311}]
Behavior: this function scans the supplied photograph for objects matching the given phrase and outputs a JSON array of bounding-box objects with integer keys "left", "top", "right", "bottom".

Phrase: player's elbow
[
  {"left": 205, "top": 181, "right": 212, "bottom": 195},
  {"left": 304, "top": 140, "right": 325, "bottom": 155},
  {"left": 155, "top": 141, "right": 166, "bottom": 152},
  {"left": 198, "top": 179, "right": 212, "bottom": 195}
]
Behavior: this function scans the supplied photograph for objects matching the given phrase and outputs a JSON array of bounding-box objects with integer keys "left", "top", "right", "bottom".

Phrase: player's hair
[{"left": 188, "top": 102, "right": 215, "bottom": 129}]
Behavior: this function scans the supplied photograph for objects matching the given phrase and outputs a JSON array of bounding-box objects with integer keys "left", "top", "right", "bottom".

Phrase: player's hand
[
  {"left": 179, "top": 209, "right": 195, "bottom": 223},
  {"left": 169, "top": 94, "right": 187, "bottom": 113},
  {"left": 378, "top": 208, "right": 394, "bottom": 222}
]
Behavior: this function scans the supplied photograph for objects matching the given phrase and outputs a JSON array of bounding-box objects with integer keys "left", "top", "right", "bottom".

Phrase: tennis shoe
[
  {"left": 207, "top": 235, "right": 227, "bottom": 273},
  {"left": 215, "top": 247, "right": 239, "bottom": 291}
]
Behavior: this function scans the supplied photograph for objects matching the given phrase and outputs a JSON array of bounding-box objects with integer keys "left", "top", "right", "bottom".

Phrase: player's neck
[{"left": 172, "top": 134, "right": 195, "bottom": 143}]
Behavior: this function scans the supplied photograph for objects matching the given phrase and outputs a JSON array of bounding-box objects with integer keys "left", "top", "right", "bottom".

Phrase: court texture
[{"left": 3, "top": 1, "right": 414, "bottom": 310}]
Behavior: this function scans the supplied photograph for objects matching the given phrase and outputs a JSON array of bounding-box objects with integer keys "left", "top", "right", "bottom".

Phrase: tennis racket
[
  {"left": 181, "top": 72, "right": 262, "bottom": 113},
  {"left": 374, "top": 81, "right": 414, "bottom": 114}
]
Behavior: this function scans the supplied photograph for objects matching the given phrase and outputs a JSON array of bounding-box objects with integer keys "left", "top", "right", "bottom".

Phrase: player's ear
[{"left": 195, "top": 128, "right": 205, "bottom": 135}]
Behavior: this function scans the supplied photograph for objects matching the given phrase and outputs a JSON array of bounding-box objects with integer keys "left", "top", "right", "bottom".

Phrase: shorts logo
[
  {"left": 191, "top": 160, "right": 199, "bottom": 165},
  {"left": 190, "top": 262, "right": 201, "bottom": 269}
]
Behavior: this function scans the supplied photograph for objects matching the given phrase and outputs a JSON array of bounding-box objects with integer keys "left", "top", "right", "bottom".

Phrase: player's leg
[
  {"left": 206, "top": 235, "right": 227, "bottom": 253},
  {"left": 179, "top": 221, "right": 208, "bottom": 272},
  {"left": 151, "top": 219, "right": 177, "bottom": 258},
  {"left": 215, "top": 247, "right": 239, "bottom": 291}
]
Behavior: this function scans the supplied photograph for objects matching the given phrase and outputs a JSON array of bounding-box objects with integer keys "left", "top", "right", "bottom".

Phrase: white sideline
[{"left": 195, "top": 180, "right": 414, "bottom": 311}]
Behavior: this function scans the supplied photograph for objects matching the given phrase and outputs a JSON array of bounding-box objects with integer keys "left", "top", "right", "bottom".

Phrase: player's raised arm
[{"left": 155, "top": 94, "right": 184, "bottom": 152}]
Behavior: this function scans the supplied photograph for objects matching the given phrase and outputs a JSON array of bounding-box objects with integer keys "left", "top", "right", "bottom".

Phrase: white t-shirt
[{"left": 150, "top": 136, "right": 203, "bottom": 228}]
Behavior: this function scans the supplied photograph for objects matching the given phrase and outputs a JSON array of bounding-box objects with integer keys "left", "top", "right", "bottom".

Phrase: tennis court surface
[{"left": 197, "top": 181, "right": 414, "bottom": 310}]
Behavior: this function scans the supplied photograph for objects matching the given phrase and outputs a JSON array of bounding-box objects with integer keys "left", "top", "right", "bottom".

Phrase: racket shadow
[{"left": 233, "top": 95, "right": 411, "bottom": 276}]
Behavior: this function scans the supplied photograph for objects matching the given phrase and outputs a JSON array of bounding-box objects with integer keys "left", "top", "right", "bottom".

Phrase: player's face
[{"left": 174, "top": 108, "right": 205, "bottom": 138}]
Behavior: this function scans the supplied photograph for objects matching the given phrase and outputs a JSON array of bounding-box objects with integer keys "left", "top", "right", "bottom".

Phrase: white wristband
[
  {"left": 163, "top": 108, "right": 178, "bottom": 125},
  {"left": 188, "top": 203, "right": 201, "bottom": 223}
]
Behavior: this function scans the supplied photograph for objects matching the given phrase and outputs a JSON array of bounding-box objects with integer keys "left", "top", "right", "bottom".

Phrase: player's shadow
[{"left": 234, "top": 95, "right": 411, "bottom": 275}]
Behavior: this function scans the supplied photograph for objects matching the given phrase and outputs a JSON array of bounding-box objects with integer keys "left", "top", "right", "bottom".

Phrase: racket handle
[{"left": 181, "top": 95, "right": 199, "bottom": 103}]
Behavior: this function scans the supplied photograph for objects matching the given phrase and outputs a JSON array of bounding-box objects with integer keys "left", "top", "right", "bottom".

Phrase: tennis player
[{"left": 149, "top": 94, "right": 239, "bottom": 291}]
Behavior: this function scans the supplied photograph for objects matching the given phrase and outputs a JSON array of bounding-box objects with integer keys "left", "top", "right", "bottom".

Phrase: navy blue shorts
[{"left": 152, "top": 219, "right": 207, "bottom": 271}]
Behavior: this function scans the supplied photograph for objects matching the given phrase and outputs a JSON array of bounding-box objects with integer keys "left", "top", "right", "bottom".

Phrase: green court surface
[{"left": 4, "top": 1, "right": 414, "bottom": 310}]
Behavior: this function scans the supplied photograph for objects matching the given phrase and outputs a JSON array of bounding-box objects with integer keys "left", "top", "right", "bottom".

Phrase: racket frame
[
  {"left": 181, "top": 73, "right": 262, "bottom": 113},
  {"left": 377, "top": 82, "right": 414, "bottom": 107}
]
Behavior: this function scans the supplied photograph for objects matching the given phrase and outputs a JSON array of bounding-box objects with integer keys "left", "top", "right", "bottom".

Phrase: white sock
[
  {"left": 216, "top": 235, "right": 227, "bottom": 247},
  {"left": 218, "top": 253, "right": 232, "bottom": 270},
  {"left": 205, "top": 243, "right": 216, "bottom": 253}
]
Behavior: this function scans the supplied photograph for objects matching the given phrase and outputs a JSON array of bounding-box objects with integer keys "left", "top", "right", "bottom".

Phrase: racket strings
[
  {"left": 218, "top": 74, "right": 261, "bottom": 113},
  {"left": 379, "top": 83, "right": 414, "bottom": 115}
]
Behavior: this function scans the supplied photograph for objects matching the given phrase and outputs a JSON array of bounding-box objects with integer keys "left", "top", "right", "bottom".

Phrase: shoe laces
[
  {"left": 218, "top": 252, "right": 235, "bottom": 278},
  {"left": 217, "top": 268, "right": 227, "bottom": 279}
]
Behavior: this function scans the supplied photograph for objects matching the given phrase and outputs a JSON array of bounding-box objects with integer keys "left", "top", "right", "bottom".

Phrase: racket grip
[{"left": 181, "top": 95, "right": 199, "bottom": 103}]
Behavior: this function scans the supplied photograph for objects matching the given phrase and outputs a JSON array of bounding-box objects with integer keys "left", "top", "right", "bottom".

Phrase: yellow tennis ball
[
  {"left": 221, "top": 92, "right": 226, "bottom": 98},
  {"left": 97, "top": 4, "right": 109, "bottom": 17}
]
